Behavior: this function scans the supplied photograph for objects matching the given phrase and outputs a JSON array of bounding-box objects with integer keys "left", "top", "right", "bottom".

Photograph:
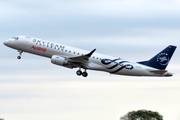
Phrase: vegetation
[{"left": 120, "top": 109, "right": 163, "bottom": 120}]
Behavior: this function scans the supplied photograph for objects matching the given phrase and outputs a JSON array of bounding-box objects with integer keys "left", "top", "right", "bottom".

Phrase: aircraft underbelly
[{"left": 115, "top": 69, "right": 134, "bottom": 76}]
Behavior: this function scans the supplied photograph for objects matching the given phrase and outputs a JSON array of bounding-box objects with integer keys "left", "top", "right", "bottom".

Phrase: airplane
[{"left": 3, "top": 36, "right": 177, "bottom": 77}]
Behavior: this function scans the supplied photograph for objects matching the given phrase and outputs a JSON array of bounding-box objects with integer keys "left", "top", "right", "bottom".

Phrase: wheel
[
  {"left": 76, "top": 70, "right": 82, "bottom": 76},
  {"left": 82, "top": 72, "right": 88, "bottom": 77},
  {"left": 17, "top": 56, "right": 21, "bottom": 59}
]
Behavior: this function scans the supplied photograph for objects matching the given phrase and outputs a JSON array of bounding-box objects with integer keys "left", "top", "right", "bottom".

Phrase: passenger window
[{"left": 50, "top": 43, "right": 54, "bottom": 48}]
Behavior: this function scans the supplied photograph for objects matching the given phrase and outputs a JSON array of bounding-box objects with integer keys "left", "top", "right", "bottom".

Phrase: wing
[{"left": 66, "top": 49, "right": 96, "bottom": 69}]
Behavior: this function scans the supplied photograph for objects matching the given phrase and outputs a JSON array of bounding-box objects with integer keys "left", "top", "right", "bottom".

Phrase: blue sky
[{"left": 0, "top": 0, "right": 180, "bottom": 120}]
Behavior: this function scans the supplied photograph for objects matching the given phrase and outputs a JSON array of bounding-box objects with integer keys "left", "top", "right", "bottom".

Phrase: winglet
[{"left": 85, "top": 49, "right": 96, "bottom": 57}]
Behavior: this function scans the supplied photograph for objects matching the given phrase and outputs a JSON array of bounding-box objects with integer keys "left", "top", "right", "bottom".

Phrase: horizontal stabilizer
[
  {"left": 150, "top": 70, "right": 167, "bottom": 74},
  {"left": 150, "top": 70, "right": 173, "bottom": 76}
]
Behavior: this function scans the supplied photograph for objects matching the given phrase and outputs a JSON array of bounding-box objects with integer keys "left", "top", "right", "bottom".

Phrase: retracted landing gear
[
  {"left": 17, "top": 50, "right": 23, "bottom": 59},
  {"left": 76, "top": 69, "right": 88, "bottom": 77}
]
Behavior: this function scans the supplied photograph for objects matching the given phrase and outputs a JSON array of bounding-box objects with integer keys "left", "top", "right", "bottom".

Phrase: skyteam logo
[
  {"left": 101, "top": 59, "right": 133, "bottom": 73},
  {"left": 157, "top": 53, "right": 169, "bottom": 66}
]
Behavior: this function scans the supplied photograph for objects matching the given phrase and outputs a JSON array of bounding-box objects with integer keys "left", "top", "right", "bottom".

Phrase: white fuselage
[{"left": 4, "top": 36, "right": 172, "bottom": 77}]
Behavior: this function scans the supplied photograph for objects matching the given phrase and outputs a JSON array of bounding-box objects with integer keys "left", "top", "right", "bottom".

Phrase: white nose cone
[{"left": 3, "top": 40, "right": 8, "bottom": 46}]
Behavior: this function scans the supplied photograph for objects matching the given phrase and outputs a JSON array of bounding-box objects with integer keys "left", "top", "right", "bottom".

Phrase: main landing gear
[
  {"left": 17, "top": 50, "right": 23, "bottom": 59},
  {"left": 76, "top": 69, "right": 88, "bottom": 77}
]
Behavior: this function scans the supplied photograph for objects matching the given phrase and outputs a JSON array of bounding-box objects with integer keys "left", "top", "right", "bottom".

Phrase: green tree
[{"left": 120, "top": 109, "right": 163, "bottom": 120}]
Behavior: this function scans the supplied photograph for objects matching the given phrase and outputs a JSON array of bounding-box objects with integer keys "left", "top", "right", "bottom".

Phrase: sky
[{"left": 0, "top": 0, "right": 180, "bottom": 120}]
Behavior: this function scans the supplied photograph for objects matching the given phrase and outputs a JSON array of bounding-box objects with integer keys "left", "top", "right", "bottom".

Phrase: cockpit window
[{"left": 13, "top": 37, "right": 19, "bottom": 40}]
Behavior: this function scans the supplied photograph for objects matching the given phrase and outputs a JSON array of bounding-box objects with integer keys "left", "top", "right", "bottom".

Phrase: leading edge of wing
[
  {"left": 66, "top": 49, "right": 96, "bottom": 67},
  {"left": 68, "top": 49, "right": 96, "bottom": 60}
]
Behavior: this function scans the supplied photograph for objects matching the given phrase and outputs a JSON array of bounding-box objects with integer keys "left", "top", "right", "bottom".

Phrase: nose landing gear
[
  {"left": 17, "top": 50, "right": 23, "bottom": 59},
  {"left": 76, "top": 69, "right": 88, "bottom": 77}
]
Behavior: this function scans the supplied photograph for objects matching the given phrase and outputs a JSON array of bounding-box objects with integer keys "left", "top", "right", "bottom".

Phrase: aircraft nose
[{"left": 3, "top": 40, "right": 9, "bottom": 46}]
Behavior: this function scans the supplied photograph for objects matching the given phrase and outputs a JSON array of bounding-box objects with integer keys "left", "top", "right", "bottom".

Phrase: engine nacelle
[{"left": 51, "top": 55, "right": 74, "bottom": 68}]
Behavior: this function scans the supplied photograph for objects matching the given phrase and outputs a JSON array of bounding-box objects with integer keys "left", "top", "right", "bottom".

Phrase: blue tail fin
[{"left": 138, "top": 45, "right": 177, "bottom": 70}]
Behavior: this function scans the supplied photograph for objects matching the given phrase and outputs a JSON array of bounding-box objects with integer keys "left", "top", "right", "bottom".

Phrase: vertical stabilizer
[{"left": 138, "top": 45, "right": 177, "bottom": 70}]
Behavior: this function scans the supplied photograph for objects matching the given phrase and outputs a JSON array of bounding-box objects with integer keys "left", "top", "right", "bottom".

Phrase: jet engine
[{"left": 51, "top": 55, "right": 74, "bottom": 68}]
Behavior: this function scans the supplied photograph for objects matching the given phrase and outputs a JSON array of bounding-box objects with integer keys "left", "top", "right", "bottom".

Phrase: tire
[
  {"left": 76, "top": 70, "right": 82, "bottom": 76},
  {"left": 82, "top": 72, "right": 88, "bottom": 77},
  {"left": 17, "top": 56, "right": 21, "bottom": 59}
]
